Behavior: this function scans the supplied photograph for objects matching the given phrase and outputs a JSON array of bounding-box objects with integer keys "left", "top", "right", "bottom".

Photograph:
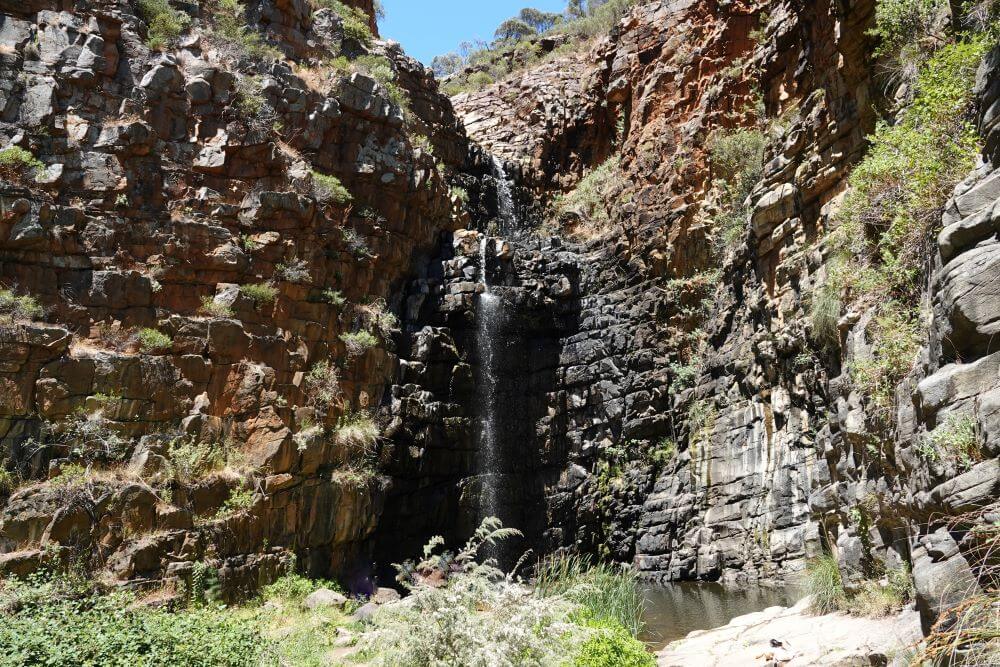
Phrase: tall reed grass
[{"left": 533, "top": 553, "right": 646, "bottom": 637}]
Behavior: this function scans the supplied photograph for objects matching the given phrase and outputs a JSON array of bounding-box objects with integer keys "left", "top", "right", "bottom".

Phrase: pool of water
[{"left": 640, "top": 582, "right": 801, "bottom": 650}]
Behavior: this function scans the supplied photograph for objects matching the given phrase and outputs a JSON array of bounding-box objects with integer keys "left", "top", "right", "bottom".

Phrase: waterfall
[
  {"left": 491, "top": 155, "right": 516, "bottom": 234},
  {"left": 476, "top": 155, "right": 515, "bottom": 521},
  {"left": 476, "top": 237, "right": 502, "bottom": 520}
]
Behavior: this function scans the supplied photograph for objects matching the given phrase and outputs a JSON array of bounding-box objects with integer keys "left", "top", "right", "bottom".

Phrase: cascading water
[
  {"left": 476, "top": 237, "right": 502, "bottom": 520},
  {"left": 475, "top": 156, "right": 515, "bottom": 521},
  {"left": 491, "top": 155, "right": 516, "bottom": 235}
]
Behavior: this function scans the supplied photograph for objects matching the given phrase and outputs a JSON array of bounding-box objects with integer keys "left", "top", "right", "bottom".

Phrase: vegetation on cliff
[{"left": 432, "top": 1, "right": 638, "bottom": 95}]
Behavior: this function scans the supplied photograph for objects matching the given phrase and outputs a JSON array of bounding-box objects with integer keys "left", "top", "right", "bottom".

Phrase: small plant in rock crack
[
  {"left": 199, "top": 295, "right": 235, "bottom": 318},
  {"left": 917, "top": 413, "right": 983, "bottom": 470},
  {"left": 274, "top": 258, "right": 311, "bottom": 283},
  {"left": 137, "top": 327, "right": 172, "bottom": 353},
  {"left": 239, "top": 282, "right": 278, "bottom": 306},
  {"left": 312, "top": 171, "right": 353, "bottom": 205},
  {"left": 0, "top": 146, "right": 45, "bottom": 182},
  {"left": 320, "top": 288, "right": 346, "bottom": 307},
  {"left": 215, "top": 486, "right": 256, "bottom": 518},
  {"left": 0, "top": 288, "right": 44, "bottom": 323},
  {"left": 303, "top": 360, "right": 343, "bottom": 409},
  {"left": 341, "top": 228, "right": 372, "bottom": 258},
  {"left": 340, "top": 330, "right": 379, "bottom": 357},
  {"left": 356, "top": 298, "right": 398, "bottom": 340}
]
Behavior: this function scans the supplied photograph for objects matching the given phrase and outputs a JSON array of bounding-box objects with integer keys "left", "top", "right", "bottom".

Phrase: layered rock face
[
  {"left": 0, "top": 0, "right": 996, "bottom": 629},
  {"left": 436, "top": 0, "right": 998, "bottom": 604},
  {"left": 0, "top": 0, "right": 466, "bottom": 589}
]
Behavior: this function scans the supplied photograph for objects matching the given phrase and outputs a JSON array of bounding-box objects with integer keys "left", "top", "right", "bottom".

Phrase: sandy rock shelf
[{"left": 657, "top": 597, "right": 922, "bottom": 667}]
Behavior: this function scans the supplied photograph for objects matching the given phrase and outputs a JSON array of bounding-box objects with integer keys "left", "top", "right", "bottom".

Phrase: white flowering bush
[{"left": 355, "top": 519, "right": 654, "bottom": 667}]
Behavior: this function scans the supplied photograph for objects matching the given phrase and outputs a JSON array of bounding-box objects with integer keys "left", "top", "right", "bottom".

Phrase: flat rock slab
[{"left": 657, "top": 597, "right": 921, "bottom": 666}]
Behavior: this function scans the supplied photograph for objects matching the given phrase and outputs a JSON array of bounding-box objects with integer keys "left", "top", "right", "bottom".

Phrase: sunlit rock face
[{"left": 2, "top": 0, "right": 998, "bottom": 615}]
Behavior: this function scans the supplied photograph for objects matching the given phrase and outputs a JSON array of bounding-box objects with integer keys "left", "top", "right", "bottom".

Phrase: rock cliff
[{"left": 0, "top": 0, "right": 997, "bottom": 644}]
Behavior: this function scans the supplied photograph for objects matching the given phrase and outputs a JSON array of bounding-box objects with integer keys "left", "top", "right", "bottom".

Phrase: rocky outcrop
[
  {"left": 657, "top": 596, "right": 922, "bottom": 666},
  {"left": 0, "top": 0, "right": 466, "bottom": 590}
]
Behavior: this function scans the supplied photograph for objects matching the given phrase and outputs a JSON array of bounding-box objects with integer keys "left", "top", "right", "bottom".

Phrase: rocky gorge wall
[
  {"left": 0, "top": 0, "right": 996, "bottom": 642},
  {"left": 0, "top": 0, "right": 471, "bottom": 592},
  {"left": 420, "top": 0, "right": 999, "bottom": 621}
]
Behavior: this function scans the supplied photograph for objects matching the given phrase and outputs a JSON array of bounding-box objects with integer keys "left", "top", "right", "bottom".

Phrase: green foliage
[
  {"left": 708, "top": 128, "right": 766, "bottom": 254},
  {"left": 0, "top": 146, "right": 45, "bottom": 181},
  {"left": 333, "top": 411, "right": 380, "bottom": 483},
  {"left": 240, "top": 282, "right": 278, "bottom": 305},
  {"left": 260, "top": 572, "right": 342, "bottom": 603},
  {"left": 810, "top": 280, "right": 843, "bottom": 351},
  {"left": 274, "top": 258, "right": 310, "bottom": 283},
  {"left": 340, "top": 330, "right": 379, "bottom": 356},
  {"left": 846, "top": 566, "right": 915, "bottom": 617},
  {"left": 554, "top": 0, "right": 638, "bottom": 41},
  {"left": 166, "top": 438, "right": 239, "bottom": 484},
  {"left": 0, "top": 462, "right": 17, "bottom": 496},
  {"left": 304, "top": 360, "right": 342, "bottom": 408},
  {"left": 0, "top": 575, "right": 271, "bottom": 667},
  {"left": 0, "top": 289, "right": 43, "bottom": 322},
  {"left": 917, "top": 413, "right": 983, "bottom": 469},
  {"left": 216, "top": 486, "right": 256, "bottom": 518},
  {"left": 311, "top": 170, "right": 353, "bottom": 204},
  {"left": 835, "top": 38, "right": 988, "bottom": 306},
  {"left": 211, "top": 0, "right": 282, "bottom": 60},
  {"left": 553, "top": 156, "right": 626, "bottom": 239},
  {"left": 869, "top": 0, "right": 941, "bottom": 57},
  {"left": 848, "top": 302, "right": 922, "bottom": 422},
  {"left": 199, "top": 295, "right": 235, "bottom": 318},
  {"left": 805, "top": 554, "right": 846, "bottom": 614},
  {"left": 534, "top": 553, "right": 646, "bottom": 637},
  {"left": 495, "top": 18, "right": 536, "bottom": 42},
  {"left": 234, "top": 75, "right": 266, "bottom": 117},
  {"left": 137, "top": 327, "right": 172, "bottom": 353},
  {"left": 572, "top": 618, "right": 655, "bottom": 667},
  {"left": 450, "top": 185, "right": 470, "bottom": 204},
  {"left": 313, "top": 0, "right": 374, "bottom": 44},
  {"left": 342, "top": 228, "right": 372, "bottom": 258},
  {"left": 648, "top": 438, "right": 678, "bottom": 468},
  {"left": 320, "top": 288, "right": 346, "bottom": 306},
  {"left": 137, "top": 0, "right": 191, "bottom": 50}
]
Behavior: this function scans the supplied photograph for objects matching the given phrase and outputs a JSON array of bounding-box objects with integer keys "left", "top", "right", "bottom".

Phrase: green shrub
[
  {"left": 216, "top": 486, "right": 256, "bottom": 518},
  {"left": 450, "top": 186, "right": 469, "bottom": 204},
  {"left": 234, "top": 75, "right": 266, "bottom": 117},
  {"left": 137, "top": 327, "right": 172, "bottom": 353},
  {"left": 708, "top": 128, "right": 766, "bottom": 253},
  {"left": 810, "top": 282, "right": 843, "bottom": 350},
  {"left": 0, "top": 576, "right": 271, "bottom": 667},
  {"left": 137, "top": 0, "right": 191, "bottom": 50},
  {"left": 304, "top": 360, "right": 342, "bottom": 407},
  {"left": 0, "top": 289, "right": 43, "bottom": 322},
  {"left": 805, "top": 554, "right": 846, "bottom": 614},
  {"left": 848, "top": 301, "right": 922, "bottom": 422},
  {"left": 311, "top": 170, "right": 352, "bottom": 204},
  {"left": 321, "top": 288, "right": 346, "bottom": 306},
  {"left": 918, "top": 414, "right": 983, "bottom": 469},
  {"left": 572, "top": 618, "right": 655, "bottom": 667},
  {"left": 534, "top": 553, "right": 645, "bottom": 637},
  {"left": 342, "top": 228, "right": 371, "bottom": 258},
  {"left": 553, "top": 156, "right": 625, "bottom": 239},
  {"left": 834, "top": 38, "right": 988, "bottom": 306},
  {"left": 313, "top": 0, "right": 374, "bottom": 44},
  {"left": 211, "top": 0, "right": 282, "bottom": 60},
  {"left": 0, "top": 146, "right": 45, "bottom": 181},
  {"left": 166, "top": 438, "right": 236, "bottom": 484},
  {"left": 340, "top": 330, "right": 379, "bottom": 356},
  {"left": 199, "top": 295, "right": 235, "bottom": 318},
  {"left": 260, "top": 572, "right": 342, "bottom": 603},
  {"left": 868, "top": 0, "right": 941, "bottom": 58},
  {"left": 240, "top": 282, "right": 278, "bottom": 305}
]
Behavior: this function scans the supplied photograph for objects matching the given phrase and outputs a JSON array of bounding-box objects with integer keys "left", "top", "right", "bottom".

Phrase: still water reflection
[{"left": 640, "top": 582, "right": 801, "bottom": 650}]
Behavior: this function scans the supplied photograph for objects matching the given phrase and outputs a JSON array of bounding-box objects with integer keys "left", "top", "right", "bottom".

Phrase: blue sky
[{"left": 379, "top": 0, "right": 568, "bottom": 65}]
